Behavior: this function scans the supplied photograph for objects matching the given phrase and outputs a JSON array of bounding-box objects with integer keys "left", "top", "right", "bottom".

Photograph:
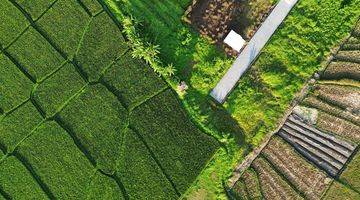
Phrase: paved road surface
[{"left": 210, "top": 0, "right": 299, "bottom": 104}]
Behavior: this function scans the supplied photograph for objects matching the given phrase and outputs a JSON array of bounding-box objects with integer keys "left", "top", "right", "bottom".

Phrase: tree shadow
[{"left": 184, "top": 86, "right": 246, "bottom": 146}]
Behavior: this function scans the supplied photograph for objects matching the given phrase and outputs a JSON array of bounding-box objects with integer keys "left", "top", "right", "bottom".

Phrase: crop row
[
  {"left": 251, "top": 157, "right": 301, "bottom": 200},
  {"left": 314, "top": 84, "right": 359, "bottom": 112},
  {"left": 75, "top": 11, "right": 128, "bottom": 82},
  {"left": 237, "top": 168, "right": 263, "bottom": 199},
  {"left": 316, "top": 111, "right": 360, "bottom": 144},
  {"left": 322, "top": 61, "right": 360, "bottom": 80},
  {"left": 14, "top": 0, "right": 57, "bottom": 21},
  {"left": 334, "top": 50, "right": 360, "bottom": 63},
  {"left": 302, "top": 96, "right": 359, "bottom": 126},
  {"left": 116, "top": 128, "right": 179, "bottom": 199},
  {"left": 0, "top": 0, "right": 29, "bottom": 48},
  {"left": 262, "top": 136, "right": 330, "bottom": 199}
]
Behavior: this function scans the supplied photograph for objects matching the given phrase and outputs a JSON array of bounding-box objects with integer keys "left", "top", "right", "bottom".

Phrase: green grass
[
  {"left": 33, "top": 62, "right": 86, "bottom": 117},
  {"left": 16, "top": 121, "right": 95, "bottom": 199},
  {"left": 6, "top": 27, "right": 65, "bottom": 81},
  {"left": 116, "top": 129, "right": 179, "bottom": 199},
  {"left": 0, "top": 54, "right": 33, "bottom": 113},
  {"left": 75, "top": 11, "right": 128, "bottom": 82},
  {"left": 0, "top": 101, "right": 43, "bottom": 152},
  {"left": 324, "top": 181, "right": 360, "bottom": 200},
  {"left": 341, "top": 151, "right": 360, "bottom": 192},
  {"left": 36, "top": 0, "right": 90, "bottom": 57},
  {"left": 58, "top": 84, "right": 127, "bottom": 174},
  {"left": 0, "top": 0, "right": 29, "bottom": 47},
  {"left": 130, "top": 89, "right": 219, "bottom": 193},
  {"left": 226, "top": 0, "right": 360, "bottom": 144},
  {"left": 102, "top": 51, "right": 167, "bottom": 108},
  {"left": 0, "top": 152, "right": 47, "bottom": 199}
]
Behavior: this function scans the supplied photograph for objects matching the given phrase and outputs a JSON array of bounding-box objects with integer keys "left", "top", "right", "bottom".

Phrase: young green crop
[
  {"left": 16, "top": 121, "right": 95, "bottom": 199},
  {"left": 7, "top": 27, "right": 65, "bottom": 82},
  {"left": 0, "top": 54, "right": 33, "bottom": 113}
]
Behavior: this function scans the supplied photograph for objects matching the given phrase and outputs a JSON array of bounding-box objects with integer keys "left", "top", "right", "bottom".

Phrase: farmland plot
[
  {"left": 251, "top": 157, "right": 302, "bottom": 199},
  {"left": 262, "top": 136, "right": 330, "bottom": 199},
  {"left": 231, "top": 168, "right": 263, "bottom": 199},
  {"left": 0, "top": 0, "right": 219, "bottom": 199},
  {"left": 130, "top": 89, "right": 219, "bottom": 193},
  {"left": 316, "top": 111, "right": 360, "bottom": 143},
  {"left": 6, "top": 27, "right": 65, "bottom": 81},
  {"left": 0, "top": 54, "right": 33, "bottom": 113},
  {"left": 0, "top": 152, "right": 47, "bottom": 199}
]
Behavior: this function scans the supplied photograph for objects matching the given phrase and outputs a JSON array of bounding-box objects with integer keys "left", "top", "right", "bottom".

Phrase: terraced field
[
  {"left": 0, "top": 0, "right": 219, "bottom": 199},
  {"left": 229, "top": 22, "right": 360, "bottom": 200}
]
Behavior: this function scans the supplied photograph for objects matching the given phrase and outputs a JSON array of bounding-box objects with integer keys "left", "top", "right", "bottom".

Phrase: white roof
[{"left": 223, "top": 30, "right": 246, "bottom": 52}]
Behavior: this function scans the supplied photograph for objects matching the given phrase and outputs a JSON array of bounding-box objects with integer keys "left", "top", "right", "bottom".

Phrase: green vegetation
[
  {"left": 86, "top": 171, "right": 124, "bottom": 200},
  {"left": 0, "top": 152, "right": 47, "bottom": 199},
  {"left": 226, "top": 0, "right": 360, "bottom": 141},
  {"left": 33, "top": 62, "right": 87, "bottom": 117},
  {"left": 6, "top": 27, "right": 65, "bottom": 81},
  {"left": 0, "top": 1, "right": 218, "bottom": 198},
  {"left": 341, "top": 152, "right": 360, "bottom": 192},
  {"left": 37, "top": 0, "right": 90, "bottom": 57},
  {"left": 0, "top": 0, "right": 29, "bottom": 47},
  {"left": 75, "top": 11, "right": 128, "bottom": 81},
  {"left": 0, "top": 102, "right": 43, "bottom": 152},
  {"left": 14, "top": 0, "right": 56, "bottom": 20},
  {"left": 80, "top": 0, "right": 103, "bottom": 15},
  {"left": 58, "top": 84, "right": 127, "bottom": 174},
  {"left": 0, "top": 54, "right": 33, "bottom": 113},
  {"left": 102, "top": 51, "right": 168, "bottom": 108},
  {"left": 130, "top": 89, "right": 219, "bottom": 193},
  {"left": 116, "top": 129, "right": 178, "bottom": 199},
  {"left": 16, "top": 121, "right": 95, "bottom": 199},
  {"left": 324, "top": 181, "right": 360, "bottom": 200},
  {"left": 107, "top": 0, "right": 360, "bottom": 197}
]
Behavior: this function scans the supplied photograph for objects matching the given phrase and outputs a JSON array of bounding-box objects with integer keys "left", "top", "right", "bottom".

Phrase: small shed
[{"left": 224, "top": 30, "right": 246, "bottom": 52}]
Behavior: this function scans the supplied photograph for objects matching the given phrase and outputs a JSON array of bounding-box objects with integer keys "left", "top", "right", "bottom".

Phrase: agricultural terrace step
[
  {"left": 278, "top": 115, "right": 358, "bottom": 177},
  {"left": 288, "top": 115, "right": 356, "bottom": 151},
  {"left": 284, "top": 121, "right": 353, "bottom": 158},
  {"left": 278, "top": 131, "right": 340, "bottom": 177},
  {"left": 279, "top": 129, "right": 344, "bottom": 170},
  {"left": 282, "top": 125, "right": 348, "bottom": 164}
]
